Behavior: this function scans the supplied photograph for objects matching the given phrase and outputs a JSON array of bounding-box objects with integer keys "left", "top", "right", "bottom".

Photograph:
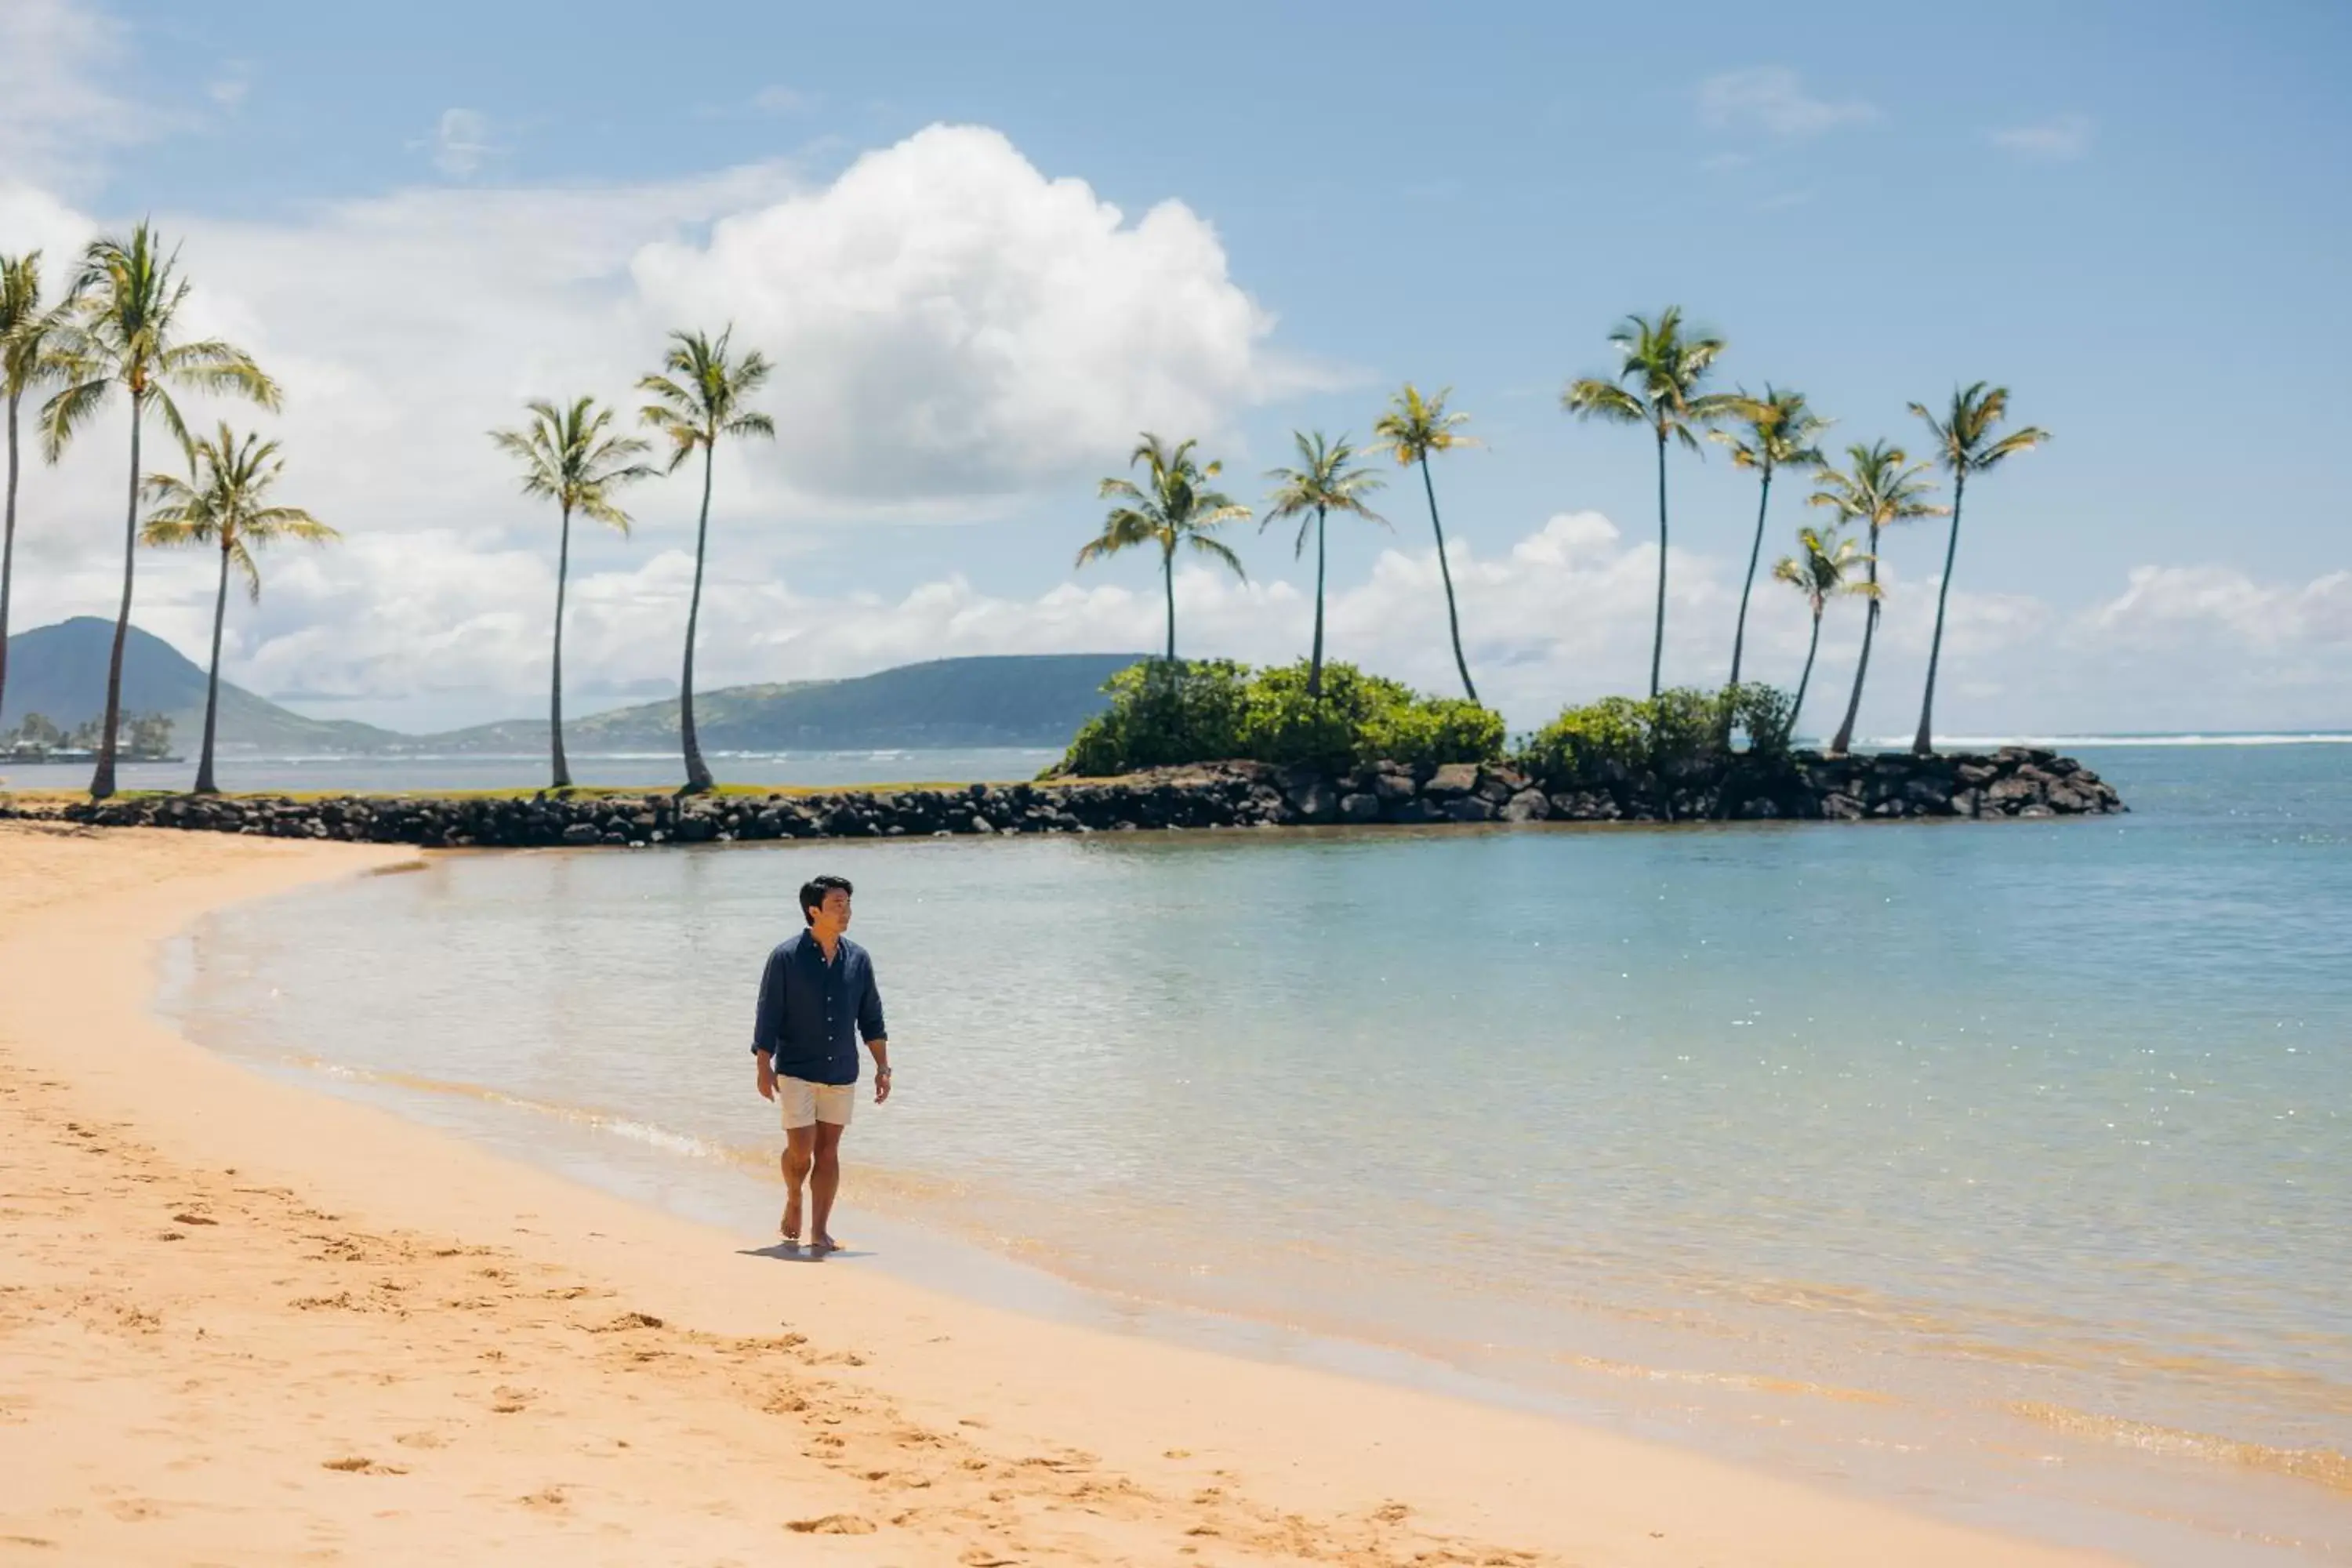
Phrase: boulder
[
  {"left": 1338, "top": 792, "right": 1382, "bottom": 823},
  {"left": 1423, "top": 763, "right": 1479, "bottom": 798},
  {"left": 1499, "top": 789, "right": 1551, "bottom": 823},
  {"left": 1445, "top": 796, "right": 1496, "bottom": 823},
  {"left": 1287, "top": 779, "right": 1340, "bottom": 823}
]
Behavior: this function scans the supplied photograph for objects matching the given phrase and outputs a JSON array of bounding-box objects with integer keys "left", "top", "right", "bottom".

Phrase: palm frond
[
  {"left": 1186, "top": 533, "right": 1247, "bottom": 578},
  {"left": 1561, "top": 378, "right": 1643, "bottom": 424},
  {"left": 1077, "top": 433, "right": 1249, "bottom": 581}
]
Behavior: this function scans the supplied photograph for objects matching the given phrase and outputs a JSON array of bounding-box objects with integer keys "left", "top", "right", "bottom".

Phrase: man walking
[{"left": 752, "top": 873, "right": 891, "bottom": 1254}]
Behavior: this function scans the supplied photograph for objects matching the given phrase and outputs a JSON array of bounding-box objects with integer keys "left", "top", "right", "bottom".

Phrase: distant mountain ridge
[
  {"left": 2, "top": 619, "right": 1138, "bottom": 755},
  {"left": 2, "top": 619, "right": 402, "bottom": 754}
]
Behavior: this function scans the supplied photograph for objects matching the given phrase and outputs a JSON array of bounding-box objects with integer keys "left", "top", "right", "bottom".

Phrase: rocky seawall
[{"left": 5, "top": 748, "right": 2121, "bottom": 848}]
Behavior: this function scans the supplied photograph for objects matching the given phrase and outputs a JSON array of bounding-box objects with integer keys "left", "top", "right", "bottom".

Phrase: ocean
[{"left": 161, "top": 741, "right": 2352, "bottom": 1563}]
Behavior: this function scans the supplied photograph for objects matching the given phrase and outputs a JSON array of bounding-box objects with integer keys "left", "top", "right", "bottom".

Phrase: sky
[{"left": 0, "top": 0, "right": 2346, "bottom": 737}]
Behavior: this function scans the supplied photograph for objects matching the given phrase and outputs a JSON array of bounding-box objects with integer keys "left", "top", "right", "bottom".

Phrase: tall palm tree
[
  {"left": 140, "top": 424, "right": 338, "bottom": 794},
  {"left": 1712, "top": 385, "right": 1830, "bottom": 690},
  {"left": 2, "top": 251, "right": 61, "bottom": 727},
  {"left": 1809, "top": 441, "right": 1947, "bottom": 756},
  {"left": 1563, "top": 307, "right": 1740, "bottom": 699},
  {"left": 1077, "top": 433, "right": 1249, "bottom": 660},
  {"left": 1370, "top": 383, "right": 1480, "bottom": 702},
  {"left": 1262, "top": 430, "right": 1385, "bottom": 698},
  {"left": 638, "top": 326, "right": 775, "bottom": 794},
  {"left": 1772, "top": 525, "right": 1876, "bottom": 746},
  {"left": 491, "top": 396, "right": 653, "bottom": 790},
  {"left": 1907, "top": 383, "right": 2049, "bottom": 756},
  {"left": 39, "top": 223, "right": 279, "bottom": 799}
]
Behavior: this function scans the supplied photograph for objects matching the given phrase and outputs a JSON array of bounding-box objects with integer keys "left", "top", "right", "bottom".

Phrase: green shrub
[
  {"left": 1054, "top": 658, "right": 1502, "bottom": 776},
  {"left": 1517, "top": 683, "right": 1797, "bottom": 786},
  {"left": 1058, "top": 659, "right": 1250, "bottom": 776},
  {"left": 1364, "top": 695, "right": 1506, "bottom": 770}
]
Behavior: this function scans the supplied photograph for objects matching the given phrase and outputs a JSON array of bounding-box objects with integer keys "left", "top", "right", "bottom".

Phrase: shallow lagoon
[{"left": 171, "top": 742, "right": 2352, "bottom": 1563}]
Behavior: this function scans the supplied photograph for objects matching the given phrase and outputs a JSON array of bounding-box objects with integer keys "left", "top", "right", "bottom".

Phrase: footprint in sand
[{"left": 786, "top": 1513, "right": 877, "bottom": 1535}]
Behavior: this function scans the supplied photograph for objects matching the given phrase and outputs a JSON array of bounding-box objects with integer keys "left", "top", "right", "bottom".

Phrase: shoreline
[
  {"left": 9, "top": 747, "right": 2125, "bottom": 848},
  {"left": 0, "top": 822, "right": 2116, "bottom": 1565}
]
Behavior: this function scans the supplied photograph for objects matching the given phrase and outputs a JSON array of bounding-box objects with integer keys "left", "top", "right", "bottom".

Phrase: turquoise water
[{"left": 169, "top": 743, "right": 2352, "bottom": 1563}]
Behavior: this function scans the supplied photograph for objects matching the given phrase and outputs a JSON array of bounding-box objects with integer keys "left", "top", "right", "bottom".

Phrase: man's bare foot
[
  {"left": 780, "top": 1195, "right": 803, "bottom": 1245},
  {"left": 811, "top": 1232, "right": 840, "bottom": 1256}
]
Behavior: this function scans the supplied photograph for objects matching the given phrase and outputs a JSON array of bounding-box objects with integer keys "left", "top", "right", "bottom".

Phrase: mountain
[
  {"left": 0, "top": 618, "right": 405, "bottom": 753},
  {"left": 412, "top": 654, "right": 1141, "bottom": 753},
  {"left": 3, "top": 619, "right": 1140, "bottom": 755}
]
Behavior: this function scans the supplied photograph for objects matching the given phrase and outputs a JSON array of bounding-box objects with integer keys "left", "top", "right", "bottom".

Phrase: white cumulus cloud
[
  {"left": 1697, "top": 67, "right": 1878, "bottom": 140},
  {"left": 629, "top": 125, "right": 1315, "bottom": 504},
  {"left": 1989, "top": 113, "right": 2095, "bottom": 162}
]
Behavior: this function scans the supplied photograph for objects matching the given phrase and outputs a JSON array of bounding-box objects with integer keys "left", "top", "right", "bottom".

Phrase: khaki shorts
[{"left": 779, "top": 1076, "right": 854, "bottom": 1130}]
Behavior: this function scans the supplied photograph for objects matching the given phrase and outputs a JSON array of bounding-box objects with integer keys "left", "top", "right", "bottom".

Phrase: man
[{"left": 751, "top": 873, "right": 891, "bottom": 1254}]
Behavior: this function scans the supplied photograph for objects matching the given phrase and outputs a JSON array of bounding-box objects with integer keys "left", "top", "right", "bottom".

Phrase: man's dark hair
[{"left": 800, "top": 874, "right": 853, "bottom": 926}]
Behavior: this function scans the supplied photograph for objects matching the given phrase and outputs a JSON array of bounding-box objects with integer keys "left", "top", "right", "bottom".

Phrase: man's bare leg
[
  {"left": 810, "top": 1120, "right": 846, "bottom": 1253},
  {"left": 780, "top": 1124, "right": 815, "bottom": 1243}
]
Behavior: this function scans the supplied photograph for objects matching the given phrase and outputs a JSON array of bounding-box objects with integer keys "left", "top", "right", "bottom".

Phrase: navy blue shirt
[{"left": 750, "top": 929, "right": 886, "bottom": 1087}]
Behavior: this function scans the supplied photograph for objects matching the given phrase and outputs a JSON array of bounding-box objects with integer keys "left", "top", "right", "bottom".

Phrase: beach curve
[{"left": 0, "top": 822, "right": 2117, "bottom": 1566}]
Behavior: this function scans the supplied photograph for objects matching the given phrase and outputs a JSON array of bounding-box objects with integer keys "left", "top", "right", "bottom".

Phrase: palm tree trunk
[
  {"left": 679, "top": 441, "right": 717, "bottom": 793},
  {"left": 1418, "top": 456, "right": 1478, "bottom": 704},
  {"left": 1161, "top": 539, "right": 1177, "bottom": 662},
  {"left": 1649, "top": 429, "right": 1668, "bottom": 702},
  {"left": 1913, "top": 472, "right": 1966, "bottom": 757},
  {"left": 193, "top": 538, "right": 230, "bottom": 794},
  {"left": 0, "top": 390, "right": 20, "bottom": 724},
  {"left": 1728, "top": 465, "right": 1771, "bottom": 689},
  {"left": 550, "top": 501, "right": 573, "bottom": 790},
  {"left": 1789, "top": 609, "right": 1822, "bottom": 747},
  {"left": 1308, "top": 503, "right": 1327, "bottom": 699},
  {"left": 90, "top": 390, "right": 143, "bottom": 800},
  {"left": 1828, "top": 526, "right": 1879, "bottom": 757}
]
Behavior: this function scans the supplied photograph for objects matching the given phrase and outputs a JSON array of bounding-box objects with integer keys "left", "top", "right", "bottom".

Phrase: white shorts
[{"left": 779, "top": 1076, "right": 854, "bottom": 1130}]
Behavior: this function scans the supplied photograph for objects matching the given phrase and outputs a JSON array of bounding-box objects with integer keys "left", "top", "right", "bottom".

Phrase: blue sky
[{"left": 3, "top": 0, "right": 2347, "bottom": 733}]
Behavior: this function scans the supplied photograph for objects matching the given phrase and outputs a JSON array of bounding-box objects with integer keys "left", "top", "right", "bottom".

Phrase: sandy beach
[{"left": 0, "top": 822, "right": 2115, "bottom": 1566}]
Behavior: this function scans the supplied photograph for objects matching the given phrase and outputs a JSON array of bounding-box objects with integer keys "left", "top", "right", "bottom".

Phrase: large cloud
[{"left": 630, "top": 125, "right": 1308, "bottom": 505}]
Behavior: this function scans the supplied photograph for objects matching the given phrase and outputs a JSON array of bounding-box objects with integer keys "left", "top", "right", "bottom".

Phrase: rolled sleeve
[{"left": 857, "top": 955, "right": 887, "bottom": 1043}]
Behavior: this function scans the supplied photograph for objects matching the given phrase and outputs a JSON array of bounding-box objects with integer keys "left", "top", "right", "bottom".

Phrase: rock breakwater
[{"left": 6, "top": 747, "right": 2121, "bottom": 848}]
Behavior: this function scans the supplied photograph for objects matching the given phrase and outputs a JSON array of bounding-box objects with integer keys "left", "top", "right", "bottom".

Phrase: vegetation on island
[
  {"left": 0, "top": 205, "right": 2049, "bottom": 801},
  {"left": 2, "top": 707, "right": 174, "bottom": 761},
  {"left": 1061, "top": 659, "right": 1503, "bottom": 778}
]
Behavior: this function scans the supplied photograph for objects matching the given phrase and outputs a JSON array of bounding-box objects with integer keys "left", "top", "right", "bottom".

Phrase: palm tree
[
  {"left": 1772, "top": 525, "right": 1876, "bottom": 746},
  {"left": 140, "top": 424, "right": 338, "bottom": 793},
  {"left": 1262, "top": 430, "right": 1385, "bottom": 698},
  {"left": 1370, "top": 383, "right": 1480, "bottom": 702},
  {"left": 1563, "top": 307, "right": 1740, "bottom": 700},
  {"left": 1712, "top": 385, "right": 1830, "bottom": 689},
  {"left": 638, "top": 327, "right": 775, "bottom": 793},
  {"left": 2, "top": 250, "right": 61, "bottom": 728},
  {"left": 1907, "top": 383, "right": 2049, "bottom": 756},
  {"left": 490, "top": 396, "right": 654, "bottom": 790},
  {"left": 1077, "top": 434, "right": 1249, "bottom": 660},
  {"left": 1809, "top": 441, "right": 1947, "bottom": 756},
  {"left": 39, "top": 223, "right": 279, "bottom": 799}
]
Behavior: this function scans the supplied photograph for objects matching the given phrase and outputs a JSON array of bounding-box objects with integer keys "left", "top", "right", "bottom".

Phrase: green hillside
[
  {"left": 4, "top": 619, "right": 1140, "bottom": 755},
  {"left": 1, "top": 618, "right": 404, "bottom": 753},
  {"left": 416, "top": 654, "right": 1141, "bottom": 753}
]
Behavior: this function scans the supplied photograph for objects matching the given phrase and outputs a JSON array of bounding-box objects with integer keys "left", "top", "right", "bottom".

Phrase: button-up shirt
[{"left": 750, "top": 929, "right": 886, "bottom": 1087}]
